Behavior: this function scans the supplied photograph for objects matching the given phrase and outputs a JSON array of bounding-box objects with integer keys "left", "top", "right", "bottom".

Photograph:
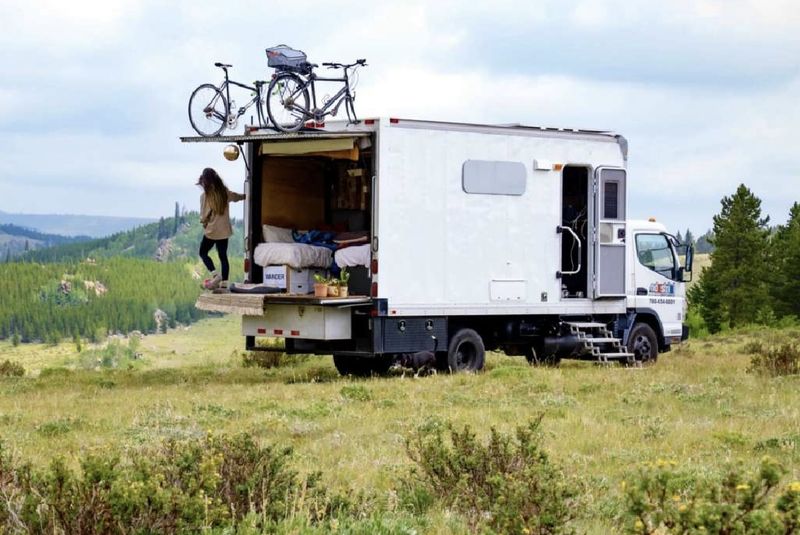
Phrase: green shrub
[
  {"left": 0, "top": 360, "right": 24, "bottom": 377},
  {"left": 0, "top": 433, "right": 344, "bottom": 534},
  {"left": 401, "top": 415, "right": 579, "bottom": 534},
  {"left": 622, "top": 457, "right": 800, "bottom": 534},
  {"left": 748, "top": 343, "right": 800, "bottom": 376}
]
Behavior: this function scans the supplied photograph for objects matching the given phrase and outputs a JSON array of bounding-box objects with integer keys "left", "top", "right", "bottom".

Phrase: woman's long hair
[{"left": 197, "top": 168, "right": 229, "bottom": 215}]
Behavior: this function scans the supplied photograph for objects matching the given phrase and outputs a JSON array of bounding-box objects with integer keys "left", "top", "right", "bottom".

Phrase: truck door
[
  {"left": 593, "top": 167, "right": 627, "bottom": 298},
  {"left": 631, "top": 232, "right": 686, "bottom": 341}
]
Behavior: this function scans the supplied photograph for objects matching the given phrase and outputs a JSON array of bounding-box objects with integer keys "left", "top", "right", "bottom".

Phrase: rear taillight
[
  {"left": 244, "top": 258, "right": 250, "bottom": 273},
  {"left": 371, "top": 282, "right": 378, "bottom": 297},
  {"left": 371, "top": 258, "right": 378, "bottom": 274},
  {"left": 364, "top": 119, "right": 375, "bottom": 125}
]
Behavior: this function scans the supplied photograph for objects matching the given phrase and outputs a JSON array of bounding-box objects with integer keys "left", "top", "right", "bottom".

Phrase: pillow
[{"left": 262, "top": 224, "right": 294, "bottom": 243}]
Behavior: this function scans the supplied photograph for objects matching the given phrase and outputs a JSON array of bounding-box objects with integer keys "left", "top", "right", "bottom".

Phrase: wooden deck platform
[{"left": 195, "top": 290, "right": 371, "bottom": 315}]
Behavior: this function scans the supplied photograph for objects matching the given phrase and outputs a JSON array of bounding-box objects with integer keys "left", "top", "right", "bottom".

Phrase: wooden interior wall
[{"left": 260, "top": 158, "right": 326, "bottom": 231}]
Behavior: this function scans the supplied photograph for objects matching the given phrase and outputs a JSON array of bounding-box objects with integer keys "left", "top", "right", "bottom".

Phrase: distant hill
[
  {"left": 0, "top": 210, "right": 155, "bottom": 238},
  {"left": 0, "top": 224, "right": 92, "bottom": 260},
  {"left": 19, "top": 212, "right": 244, "bottom": 263}
]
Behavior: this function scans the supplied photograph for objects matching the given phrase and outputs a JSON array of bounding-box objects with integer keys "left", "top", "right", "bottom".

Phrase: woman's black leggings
[{"left": 199, "top": 237, "right": 229, "bottom": 280}]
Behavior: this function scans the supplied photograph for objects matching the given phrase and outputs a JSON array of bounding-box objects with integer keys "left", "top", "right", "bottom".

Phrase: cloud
[{"left": 0, "top": 0, "right": 797, "bottom": 236}]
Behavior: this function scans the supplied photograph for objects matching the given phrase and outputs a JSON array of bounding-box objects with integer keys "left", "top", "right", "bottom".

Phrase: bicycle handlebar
[
  {"left": 214, "top": 62, "right": 232, "bottom": 69},
  {"left": 322, "top": 59, "right": 368, "bottom": 69}
]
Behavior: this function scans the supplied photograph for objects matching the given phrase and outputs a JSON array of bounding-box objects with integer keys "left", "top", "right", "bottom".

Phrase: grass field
[{"left": 2, "top": 315, "right": 799, "bottom": 532}]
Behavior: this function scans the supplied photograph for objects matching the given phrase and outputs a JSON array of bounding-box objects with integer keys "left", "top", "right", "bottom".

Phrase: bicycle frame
[
  {"left": 217, "top": 68, "right": 268, "bottom": 127},
  {"left": 284, "top": 67, "right": 358, "bottom": 123}
]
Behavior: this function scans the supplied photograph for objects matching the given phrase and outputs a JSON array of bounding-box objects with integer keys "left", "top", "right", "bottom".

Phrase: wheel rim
[
  {"left": 632, "top": 335, "right": 652, "bottom": 361},
  {"left": 268, "top": 77, "right": 307, "bottom": 130},
  {"left": 189, "top": 87, "right": 226, "bottom": 136}
]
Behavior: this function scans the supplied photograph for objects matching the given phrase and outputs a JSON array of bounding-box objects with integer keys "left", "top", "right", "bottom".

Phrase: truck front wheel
[
  {"left": 447, "top": 328, "right": 486, "bottom": 372},
  {"left": 626, "top": 323, "right": 658, "bottom": 365}
]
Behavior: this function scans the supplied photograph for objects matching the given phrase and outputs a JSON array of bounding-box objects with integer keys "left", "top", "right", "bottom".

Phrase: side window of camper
[
  {"left": 600, "top": 169, "right": 625, "bottom": 220},
  {"left": 462, "top": 160, "right": 526, "bottom": 196}
]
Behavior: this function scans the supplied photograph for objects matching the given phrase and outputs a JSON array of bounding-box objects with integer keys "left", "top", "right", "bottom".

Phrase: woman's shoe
[{"left": 203, "top": 273, "right": 222, "bottom": 290}]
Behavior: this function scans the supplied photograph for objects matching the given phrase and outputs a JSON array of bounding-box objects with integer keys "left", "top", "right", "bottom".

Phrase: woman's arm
[
  {"left": 200, "top": 193, "right": 211, "bottom": 226},
  {"left": 228, "top": 191, "right": 246, "bottom": 202}
]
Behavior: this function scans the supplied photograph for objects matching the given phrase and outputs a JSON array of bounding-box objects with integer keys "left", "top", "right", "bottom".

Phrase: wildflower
[
  {"left": 621, "top": 480, "right": 627, "bottom": 490},
  {"left": 679, "top": 504, "right": 687, "bottom": 512},
  {"left": 789, "top": 482, "right": 800, "bottom": 493},
  {"left": 656, "top": 459, "right": 668, "bottom": 468},
  {"left": 672, "top": 495, "right": 681, "bottom": 502},
  {"left": 635, "top": 519, "right": 644, "bottom": 530},
  {"left": 736, "top": 483, "right": 750, "bottom": 491}
]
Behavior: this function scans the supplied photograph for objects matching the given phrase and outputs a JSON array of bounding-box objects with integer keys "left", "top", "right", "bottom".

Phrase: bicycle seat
[{"left": 214, "top": 62, "right": 233, "bottom": 68}]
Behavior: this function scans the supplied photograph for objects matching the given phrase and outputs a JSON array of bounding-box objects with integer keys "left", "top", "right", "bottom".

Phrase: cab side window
[{"left": 635, "top": 234, "right": 677, "bottom": 279}]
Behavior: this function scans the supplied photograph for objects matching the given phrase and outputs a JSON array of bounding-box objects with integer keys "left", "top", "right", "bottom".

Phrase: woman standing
[{"left": 197, "top": 168, "right": 245, "bottom": 290}]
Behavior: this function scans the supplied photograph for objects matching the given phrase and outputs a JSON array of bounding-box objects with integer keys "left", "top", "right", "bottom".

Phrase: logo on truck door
[{"left": 648, "top": 281, "right": 675, "bottom": 296}]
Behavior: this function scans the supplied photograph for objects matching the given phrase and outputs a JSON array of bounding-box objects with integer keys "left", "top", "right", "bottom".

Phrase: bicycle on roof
[
  {"left": 188, "top": 62, "right": 270, "bottom": 137},
  {"left": 265, "top": 45, "right": 367, "bottom": 133}
]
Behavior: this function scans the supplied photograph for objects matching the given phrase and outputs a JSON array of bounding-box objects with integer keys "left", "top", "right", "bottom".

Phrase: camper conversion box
[{"left": 183, "top": 118, "right": 692, "bottom": 375}]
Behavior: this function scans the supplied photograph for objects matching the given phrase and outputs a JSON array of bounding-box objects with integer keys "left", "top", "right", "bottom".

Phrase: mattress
[
  {"left": 334, "top": 244, "right": 371, "bottom": 268},
  {"left": 254, "top": 242, "right": 332, "bottom": 270}
]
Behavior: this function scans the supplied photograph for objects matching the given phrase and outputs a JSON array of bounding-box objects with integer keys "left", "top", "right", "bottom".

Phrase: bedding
[
  {"left": 254, "top": 242, "right": 332, "bottom": 270},
  {"left": 334, "top": 243, "right": 370, "bottom": 268},
  {"left": 262, "top": 224, "right": 294, "bottom": 243}
]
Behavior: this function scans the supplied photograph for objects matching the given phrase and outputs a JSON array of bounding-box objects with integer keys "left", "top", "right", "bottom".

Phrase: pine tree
[
  {"left": 24, "top": 240, "right": 29, "bottom": 252},
  {"left": 173, "top": 202, "right": 180, "bottom": 236},
  {"left": 688, "top": 184, "right": 771, "bottom": 332},
  {"left": 676, "top": 230, "right": 684, "bottom": 243},
  {"left": 684, "top": 228, "right": 695, "bottom": 246},
  {"left": 770, "top": 202, "right": 800, "bottom": 318},
  {"left": 157, "top": 217, "right": 166, "bottom": 240}
]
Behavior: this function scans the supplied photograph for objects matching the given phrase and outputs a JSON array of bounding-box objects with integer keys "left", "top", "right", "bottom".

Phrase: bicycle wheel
[
  {"left": 188, "top": 84, "right": 227, "bottom": 137},
  {"left": 266, "top": 73, "right": 310, "bottom": 133}
]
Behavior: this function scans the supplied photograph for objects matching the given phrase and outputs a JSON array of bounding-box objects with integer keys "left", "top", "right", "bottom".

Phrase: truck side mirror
[{"left": 682, "top": 245, "right": 694, "bottom": 282}]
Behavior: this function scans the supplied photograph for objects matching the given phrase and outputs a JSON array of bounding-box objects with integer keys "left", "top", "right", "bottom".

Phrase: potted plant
[
  {"left": 327, "top": 280, "right": 340, "bottom": 297},
  {"left": 313, "top": 274, "right": 328, "bottom": 297},
  {"left": 338, "top": 267, "right": 350, "bottom": 297}
]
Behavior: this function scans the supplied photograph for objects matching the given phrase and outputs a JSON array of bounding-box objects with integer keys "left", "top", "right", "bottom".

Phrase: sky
[{"left": 0, "top": 0, "right": 798, "bottom": 235}]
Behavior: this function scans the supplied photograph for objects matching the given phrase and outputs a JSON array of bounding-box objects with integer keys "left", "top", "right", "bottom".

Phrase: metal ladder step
[
  {"left": 582, "top": 337, "right": 620, "bottom": 344},
  {"left": 564, "top": 321, "right": 608, "bottom": 328},
  {"left": 596, "top": 352, "right": 635, "bottom": 360}
]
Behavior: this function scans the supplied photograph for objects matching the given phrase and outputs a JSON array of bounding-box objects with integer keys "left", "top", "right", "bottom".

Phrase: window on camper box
[
  {"left": 462, "top": 160, "right": 526, "bottom": 195},
  {"left": 600, "top": 169, "right": 625, "bottom": 220}
]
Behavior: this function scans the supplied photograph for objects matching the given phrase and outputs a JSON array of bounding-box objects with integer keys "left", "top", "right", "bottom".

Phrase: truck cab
[{"left": 624, "top": 219, "right": 692, "bottom": 361}]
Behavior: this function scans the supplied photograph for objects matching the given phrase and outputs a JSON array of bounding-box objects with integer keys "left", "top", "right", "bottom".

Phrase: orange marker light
[
  {"left": 552, "top": 163, "right": 564, "bottom": 171},
  {"left": 648, "top": 217, "right": 657, "bottom": 222}
]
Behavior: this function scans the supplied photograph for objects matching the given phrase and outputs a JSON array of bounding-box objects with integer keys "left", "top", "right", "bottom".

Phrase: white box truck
[{"left": 184, "top": 117, "right": 693, "bottom": 374}]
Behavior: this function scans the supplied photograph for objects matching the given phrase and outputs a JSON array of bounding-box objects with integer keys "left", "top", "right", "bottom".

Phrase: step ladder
[{"left": 563, "top": 321, "right": 635, "bottom": 364}]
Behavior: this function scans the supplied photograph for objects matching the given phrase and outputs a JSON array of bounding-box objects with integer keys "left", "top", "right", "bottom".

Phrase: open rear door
[{"left": 593, "top": 167, "right": 627, "bottom": 298}]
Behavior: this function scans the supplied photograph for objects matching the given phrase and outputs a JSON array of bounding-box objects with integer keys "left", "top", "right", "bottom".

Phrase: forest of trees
[
  {"left": 15, "top": 213, "right": 244, "bottom": 263},
  {"left": 689, "top": 184, "right": 800, "bottom": 333},
  {"left": 0, "top": 258, "right": 205, "bottom": 343}
]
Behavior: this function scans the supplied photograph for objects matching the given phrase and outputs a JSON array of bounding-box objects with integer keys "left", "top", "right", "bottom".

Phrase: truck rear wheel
[
  {"left": 626, "top": 323, "right": 658, "bottom": 364},
  {"left": 447, "top": 328, "right": 485, "bottom": 372}
]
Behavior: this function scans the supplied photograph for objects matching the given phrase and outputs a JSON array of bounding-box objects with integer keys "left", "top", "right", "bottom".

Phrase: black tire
[
  {"left": 266, "top": 73, "right": 310, "bottom": 132},
  {"left": 188, "top": 84, "right": 227, "bottom": 137},
  {"left": 626, "top": 323, "right": 659, "bottom": 365},
  {"left": 447, "top": 328, "right": 485, "bottom": 372}
]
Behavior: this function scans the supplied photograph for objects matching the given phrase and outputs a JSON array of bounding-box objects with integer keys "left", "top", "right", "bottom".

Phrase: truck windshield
[{"left": 635, "top": 233, "right": 680, "bottom": 280}]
